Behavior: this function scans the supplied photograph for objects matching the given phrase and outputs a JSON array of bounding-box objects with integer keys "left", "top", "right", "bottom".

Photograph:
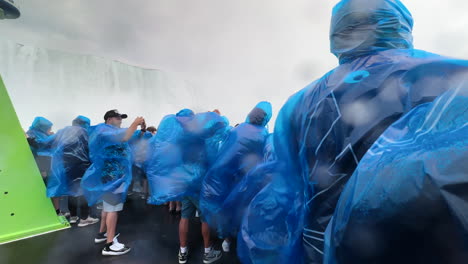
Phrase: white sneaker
[
  {"left": 95, "top": 232, "right": 120, "bottom": 244},
  {"left": 78, "top": 217, "right": 100, "bottom": 227},
  {"left": 69, "top": 216, "right": 79, "bottom": 224},
  {"left": 102, "top": 241, "right": 131, "bottom": 256},
  {"left": 113, "top": 237, "right": 124, "bottom": 247},
  {"left": 222, "top": 240, "right": 230, "bottom": 252}
]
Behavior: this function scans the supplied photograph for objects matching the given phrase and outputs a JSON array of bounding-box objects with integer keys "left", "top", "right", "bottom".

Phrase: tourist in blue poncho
[
  {"left": 146, "top": 108, "right": 227, "bottom": 263},
  {"left": 81, "top": 109, "right": 145, "bottom": 256},
  {"left": 35, "top": 115, "right": 100, "bottom": 227},
  {"left": 26, "top": 117, "right": 54, "bottom": 180},
  {"left": 128, "top": 126, "right": 154, "bottom": 200},
  {"left": 146, "top": 109, "right": 228, "bottom": 204},
  {"left": 237, "top": 0, "right": 468, "bottom": 263},
  {"left": 205, "top": 109, "right": 232, "bottom": 168},
  {"left": 43, "top": 115, "right": 91, "bottom": 198},
  {"left": 216, "top": 133, "right": 276, "bottom": 245},
  {"left": 200, "top": 102, "right": 272, "bottom": 252}
]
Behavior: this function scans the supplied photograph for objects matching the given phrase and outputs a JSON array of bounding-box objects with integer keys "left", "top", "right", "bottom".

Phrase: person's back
[
  {"left": 290, "top": 47, "right": 468, "bottom": 263},
  {"left": 200, "top": 102, "right": 272, "bottom": 254},
  {"left": 324, "top": 87, "right": 468, "bottom": 264},
  {"left": 145, "top": 109, "right": 226, "bottom": 264},
  {"left": 26, "top": 117, "right": 53, "bottom": 149},
  {"left": 200, "top": 102, "right": 272, "bottom": 227},
  {"left": 238, "top": 0, "right": 468, "bottom": 263},
  {"left": 48, "top": 123, "right": 90, "bottom": 197},
  {"left": 26, "top": 117, "right": 54, "bottom": 180},
  {"left": 45, "top": 115, "right": 99, "bottom": 227},
  {"left": 146, "top": 109, "right": 229, "bottom": 204}
]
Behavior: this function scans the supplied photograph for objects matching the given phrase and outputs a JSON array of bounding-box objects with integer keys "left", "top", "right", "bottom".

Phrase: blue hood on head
[
  {"left": 72, "top": 115, "right": 91, "bottom": 129},
  {"left": 30, "top": 117, "right": 53, "bottom": 134},
  {"left": 176, "top": 108, "right": 195, "bottom": 117},
  {"left": 330, "top": 0, "right": 414, "bottom": 64}
]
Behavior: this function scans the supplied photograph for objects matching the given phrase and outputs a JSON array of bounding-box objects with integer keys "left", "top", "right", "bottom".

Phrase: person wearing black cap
[
  {"left": 81, "top": 109, "right": 145, "bottom": 256},
  {"left": 103, "top": 109, "right": 129, "bottom": 129}
]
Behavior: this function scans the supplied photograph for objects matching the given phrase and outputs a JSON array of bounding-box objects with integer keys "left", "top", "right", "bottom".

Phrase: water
[{"left": 0, "top": 40, "right": 198, "bottom": 131}]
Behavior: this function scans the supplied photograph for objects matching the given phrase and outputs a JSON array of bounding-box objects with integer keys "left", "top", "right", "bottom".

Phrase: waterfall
[{"left": 0, "top": 40, "right": 198, "bottom": 131}]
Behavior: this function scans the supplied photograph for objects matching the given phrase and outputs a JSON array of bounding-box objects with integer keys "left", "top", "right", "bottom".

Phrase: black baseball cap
[{"left": 104, "top": 109, "right": 128, "bottom": 120}]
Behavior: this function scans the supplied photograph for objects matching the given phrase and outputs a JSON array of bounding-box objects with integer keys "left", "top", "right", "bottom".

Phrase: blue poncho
[
  {"left": 81, "top": 123, "right": 133, "bottom": 206},
  {"left": 200, "top": 102, "right": 272, "bottom": 238},
  {"left": 208, "top": 133, "right": 277, "bottom": 239},
  {"left": 129, "top": 130, "right": 153, "bottom": 168},
  {"left": 324, "top": 87, "right": 468, "bottom": 264},
  {"left": 237, "top": 0, "right": 468, "bottom": 263},
  {"left": 205, "top": 116, "right": 231, "bottom": 167},
  {"left": 146, "top": 109, "right": 228, "bottom": 204},
  {"left": 26, "top": 116, "right": 54, "bottom": 156},
  {"left": 45, "top": 116, "right": 91, "bottom": 197}
]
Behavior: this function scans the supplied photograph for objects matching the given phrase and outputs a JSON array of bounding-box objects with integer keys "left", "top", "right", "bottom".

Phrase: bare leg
[
  {"left": 52, "top": 197, "right": 60, "bottom": 211},
  {"left": 99, "top": 211, "right": 107, "bottom": 233},
  {"left": 179, "top": 218, "right": 190, "bottom": 248},
  {"left": 201, "top": 222, "right": 211, "bottom": 249},
  {"left": 105, "top": 212, "right": 118, "bottom": 243}
]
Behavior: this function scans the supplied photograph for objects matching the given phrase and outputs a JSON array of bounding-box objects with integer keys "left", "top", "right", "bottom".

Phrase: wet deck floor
[{"left": 0, "top": 196, "right": 240, "bottom": 264}]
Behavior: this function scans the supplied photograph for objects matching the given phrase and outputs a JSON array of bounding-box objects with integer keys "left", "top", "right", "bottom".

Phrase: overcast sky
[{"left": 1, "top": 0, "right": 468, "bottom": 127}]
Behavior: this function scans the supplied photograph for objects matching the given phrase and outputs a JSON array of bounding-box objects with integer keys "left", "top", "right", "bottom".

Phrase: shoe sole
[
  {"left": 203, "top": 254, "right": 222, "bottom": 264},
  {"left": 102, "top": 248, "right": 131, "bottom": 256},
  {"left": 78, "top": 220, "right": 99, "bottom": 227},
  {"left": 95, "top": 238, "right": 107, "bottom": 244},
  {"left": 95, "top": 233, "right": 120, "bottom": 244}
]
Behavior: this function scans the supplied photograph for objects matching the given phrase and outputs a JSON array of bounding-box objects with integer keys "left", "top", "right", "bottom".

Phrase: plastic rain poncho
[
  {"left": 45, "top": 116, "right": 91, "bottom": 197},
  {"left": 200, "top": 102, "right": 272, "bottom": 238},
  {"left": 26, "top": 116, "right": 54, "bottom": 156},
  {"left": 324, "top": 86, "right": 468, "bottom": 264},
  {"left": 129, "top": 130, "right": 153, "bottom": 168},
  {"left": 81, "top": 123, "right": 133, "bottom": 206},
  {"left": 146, "top": 109, "right": 228, "bottom": 204},
  {"left": 205, "top": 116, "right": 231, "bottom": 166},
  {"left": 209, "top": 133, "right": 277, "bottom": 239},
  {"left": 237, "top": 0, "right": 468, "bottom": 263}
]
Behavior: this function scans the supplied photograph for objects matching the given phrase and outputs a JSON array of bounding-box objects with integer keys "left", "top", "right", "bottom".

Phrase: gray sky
[{"left": 1, "top": 0, "right": 468, "bottom": 127}]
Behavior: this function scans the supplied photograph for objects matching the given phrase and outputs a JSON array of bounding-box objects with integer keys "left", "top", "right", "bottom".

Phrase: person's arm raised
[{"left": 123, "top": 117, "right": 145, "bottom": 142}]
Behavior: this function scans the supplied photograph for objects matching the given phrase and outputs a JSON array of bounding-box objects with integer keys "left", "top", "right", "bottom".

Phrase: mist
[{"left": 1, "top": 0, "right": 467, "bottom": 130}]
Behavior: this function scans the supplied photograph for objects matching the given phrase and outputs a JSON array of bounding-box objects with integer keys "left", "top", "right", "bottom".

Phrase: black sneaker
[
  {"left": 94, "top": 232, "right": 120, "bottom": 244},
  {"left": 203, "top": 249, "right": 222, "bottom": 264},
  {"left": 102, "top": 242, "right": 131, "bottom": 256},
  {"left": 178, "top": 249, "right": 188, "bottom": 264}
]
